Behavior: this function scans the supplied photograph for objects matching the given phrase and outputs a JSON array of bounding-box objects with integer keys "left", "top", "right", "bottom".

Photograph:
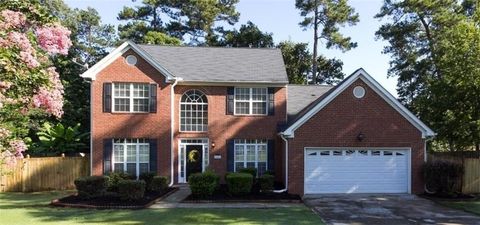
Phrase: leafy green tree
[
  {"left": 117, "top": 0, "right": 240, "bottom": 45},
  {"left": 210, "top": 21, "right": 274, "bottom": 47},
  {"left": 295, "top": 0, "right": 358, "bottom": 83},
  {"left": 278, "top": 40, "right": 344, "bottom": 84},
  {"left": 376, "top": 0, "right": 480, "bottom": 151},
  {"left": 143, "top": 31, "right": 182, "bottom": 45}
]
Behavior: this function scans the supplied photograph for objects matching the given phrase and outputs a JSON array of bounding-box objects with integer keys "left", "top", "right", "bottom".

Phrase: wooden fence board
[
  {"left": 428, "top": 154, "right": 480, "bottom": 194},
  {"left": 0, "top": 156, "right": 89, "bottom": 192}
]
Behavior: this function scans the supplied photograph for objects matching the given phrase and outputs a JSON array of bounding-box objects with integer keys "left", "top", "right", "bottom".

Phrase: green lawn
[
  {"left": 0, "top": 191, "right": 324, "bottom": 225},
  {"left": 440, "top": 200, "right": 480, "bottom": 216}
]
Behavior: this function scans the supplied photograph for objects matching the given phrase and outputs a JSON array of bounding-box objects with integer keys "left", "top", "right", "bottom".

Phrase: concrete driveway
[{"left": 304, "top": 194, "right": 480, "bottom": 225}]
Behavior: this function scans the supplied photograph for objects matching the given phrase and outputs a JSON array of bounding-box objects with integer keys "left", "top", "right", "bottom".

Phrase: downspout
[
  {"left": 274, "top": 134, "right": 289, "bottom": 193},
  {"left": 88, "top": 79, "right": 93, "bottom": 175},
  {"left": 169, "top": 78, "right": 181, "bottom": 186}
]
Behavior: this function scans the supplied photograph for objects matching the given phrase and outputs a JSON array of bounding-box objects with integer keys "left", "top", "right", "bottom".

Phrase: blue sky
[{"left": 65, "top": 0, "right": 397, "bottom": 96}]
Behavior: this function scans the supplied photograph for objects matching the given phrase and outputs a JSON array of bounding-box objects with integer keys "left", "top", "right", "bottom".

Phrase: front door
[{"left": 186, "top": 145, "right": 203, "bottom": 181}]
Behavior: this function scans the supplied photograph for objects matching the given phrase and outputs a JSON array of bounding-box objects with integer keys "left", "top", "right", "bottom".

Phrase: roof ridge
[{"left": 137, "top": 44, "right": 280, "bottom": 51}]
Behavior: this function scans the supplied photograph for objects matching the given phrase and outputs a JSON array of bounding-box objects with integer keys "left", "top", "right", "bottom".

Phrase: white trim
[
  {"left": 303, "top": 147, "right": 412, "bottom": 194},
  {"left": 179, "top": 89, "right": 208, "bottom": 132},
  {"left": 282, "top": 68, "right": 435, "bottom": 138},
  {"left": 177, "top": 138, "right": 209, "bottom": 183},
  {"left": 89, "top": 81, "right": 93, "bottom": 175},
  {"left": 80, "top": 41, "right": 175, "bottom": 82},
  {"left": 112, "top": 83, "right": 150, "bottom": 113},
  {"left": 178, "top": 81, "right": 287, "bottom": 86},
  {"left": 233, "top": 87, "right": 268, "bottom": 116}
]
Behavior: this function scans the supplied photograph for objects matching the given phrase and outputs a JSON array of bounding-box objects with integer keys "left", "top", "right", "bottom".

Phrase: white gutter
[
  {"left": 88, "top": 80, "right": 93, "bottom": 175},
  {"left": 169, "top": 78, "right": 181, "bottom": 186},
  {"left": 274, "top": 134, "right": 289, "bottom": 193}
]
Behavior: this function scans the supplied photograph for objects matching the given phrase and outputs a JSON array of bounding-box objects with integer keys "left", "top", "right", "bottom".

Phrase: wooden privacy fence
[
  {"left": 0, "top": 156, "right": 89, "bottom": 192},
  {"left": 428, "top": 154, "right": 480, "bottom": 194}
]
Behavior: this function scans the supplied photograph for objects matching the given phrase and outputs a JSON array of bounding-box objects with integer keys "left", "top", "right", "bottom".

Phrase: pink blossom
[
  {"left": 0, "top": 10, "right": 26, "bottom": 30},
  {"left": 9, "top": 139, "right": 27, "bottom": 158},
  {"left": 36, "top": 25, "right": 72, "bottom": 55},
  {"left": 20, "top": 50, "right": 39, "bottom": 68},
  {"left": 7, "top": 31, "right": 33, "bottom": 51},
  {"left": 1, "top": 150, "right": 16, "bottom": 167},
  {"left": 0, "top": 127, "right": 10, "bottom": 139},
  {"left": 32, "top": 67, "right": 64, "bottom": 118},
  {"left": 0, "top": 81, "right": 12, "bottom": 91}
]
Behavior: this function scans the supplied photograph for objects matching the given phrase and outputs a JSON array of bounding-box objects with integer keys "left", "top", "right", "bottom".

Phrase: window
[
  {"left": 113, "top": 83, "right": 150, "bottom": 112},
  {"left": 112, "top": 138, "right": 149, "bottom": 177},
  {"left": 234, "top": 87, "right": 267, "bottom": 115},
  {"left": 234, "top": 139, "right": 268, "bottom": 176},
  {"left": 180, "top": 90, "right": 208, "bottom": 132}
]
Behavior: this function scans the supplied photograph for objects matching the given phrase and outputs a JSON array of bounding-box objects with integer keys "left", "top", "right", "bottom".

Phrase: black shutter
[
  {"left": 149, "top": 139, "right": 158, "bottom": 173},
  {"left": 149, "top": 84, "right": 157, "bottom": 113},
  {"left": 227, "top": 139, "right": 235, "bottom": 172},
  {"left": 267, "top": 139, "right": 275, "bottom": 173},
  {"left": 103, "top": 139, "right": 112, "bottom": 174},
  {"left": 103, "top": 83, "right": 112, "bottom": 113},
  {"left": 268, "top": 88, "right": 275, "bottom": 115},
  {"left": 226, "top": 87, "right": 234, "bottom": 115}
]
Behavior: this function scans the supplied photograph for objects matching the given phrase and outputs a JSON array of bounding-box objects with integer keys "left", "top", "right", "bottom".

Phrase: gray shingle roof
[
  {"left": 287, "top": 85, "right": 333, "bottom": 122},
  {"left": 137, "top": 44, "right": 289, "bottom": 83}
]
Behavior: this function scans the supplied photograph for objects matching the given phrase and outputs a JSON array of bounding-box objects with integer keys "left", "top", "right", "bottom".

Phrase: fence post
[{"left": 21, "top": 157, "right": 28, "bottom": 192}]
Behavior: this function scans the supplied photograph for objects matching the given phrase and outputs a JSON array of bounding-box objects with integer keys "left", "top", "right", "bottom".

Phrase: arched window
[{"left": 180, "top": 90, "right": 208, "bottom": 132}]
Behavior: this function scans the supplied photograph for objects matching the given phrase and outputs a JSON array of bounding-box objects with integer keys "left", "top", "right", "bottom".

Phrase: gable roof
[
  {"left": 137, "top": 44, "right": 288, "bottom": 84},
  {"left": 80, "top": 41, "right": 175, "bottom": 82},
  {"left": 282, "top": 68, "right": 436, "bottom": 138},
  {"left": 287, "top": 84, "right": 333, "bottom": 122},
  {"left": 80, "top": 41, "right": 289, "bottom": 84}
]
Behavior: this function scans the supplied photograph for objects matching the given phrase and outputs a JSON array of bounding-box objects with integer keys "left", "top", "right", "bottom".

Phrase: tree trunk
[
  {"left": 311, "top": 1, "right": 318, "bottom": 85},
  {"left": 476, "top": 143, "right": 480, "bottom": 158}
]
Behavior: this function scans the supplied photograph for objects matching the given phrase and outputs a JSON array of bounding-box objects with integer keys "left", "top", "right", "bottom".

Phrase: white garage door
[{"left": 304, "top": 148, "right": 409, "bottom": 194}]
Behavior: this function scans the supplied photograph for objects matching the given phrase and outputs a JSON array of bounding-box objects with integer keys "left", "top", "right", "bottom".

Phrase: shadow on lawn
[{"left": 0, "top": 192, "right": 323, "bottom": 225}]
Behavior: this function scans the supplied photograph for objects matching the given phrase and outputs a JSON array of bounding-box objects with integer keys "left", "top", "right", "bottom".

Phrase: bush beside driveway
[{"left": 0, "top": 191, "right": 324, "bottom": 225}]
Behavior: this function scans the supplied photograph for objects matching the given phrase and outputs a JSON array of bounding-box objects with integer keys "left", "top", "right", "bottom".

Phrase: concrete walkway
[{"left": 150, "top": 185, "right": 303, "bottom": 209}]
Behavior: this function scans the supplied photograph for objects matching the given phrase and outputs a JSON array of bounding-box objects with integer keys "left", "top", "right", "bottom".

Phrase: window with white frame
[
  {"left": 113, "top": 138, "right": 149, "bottom": 177},
  {"left": 234, "top": 139, "right": 268, "bottom": 175},
  {"left": 234, "top": 87, "right": 267, "bottom": 115},
  {"left": 180, "top": 90, "right": 208, "bottom": 132},
  {"left": 113, "top": 83, "right": 150, "bottom": 112}
]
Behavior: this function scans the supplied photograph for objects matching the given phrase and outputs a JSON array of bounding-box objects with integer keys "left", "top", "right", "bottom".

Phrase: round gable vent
[
  {"left": 353, "top": 86, "right": 365, "bottom": 98},
  {"left": 125, "top": 55, "right": 137, "bottom": 66}
]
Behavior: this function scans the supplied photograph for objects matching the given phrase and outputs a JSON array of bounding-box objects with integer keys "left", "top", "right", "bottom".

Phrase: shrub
[
  {"left": 150, "top": 176, "right": 168, "bottom": 192},
  {"left": 188, "top": 171, "right": 219, "bottom": 197},
  {"left": 424, "top": 160, "right": 464, "bottom": 196},
  {"left": 118, "top": 180, "right": 146, "bottom": 201},
  {"left": 74, "top": 176, "right": 109, "bottom": 199},
  {"left": 139, "top": 172, "right": 156, "bottom": 191},
  {"left": 226, "top": 173, "right": 253, "bottom": 195},
  {"left": 239, "top": 168, "right": 257, "bottom": 179},
  {"left": 258, "top": 174, "right": 275, "bottom": 192},
  {"left": 106, "top": 172, "right": 133, "bottom": 192}
]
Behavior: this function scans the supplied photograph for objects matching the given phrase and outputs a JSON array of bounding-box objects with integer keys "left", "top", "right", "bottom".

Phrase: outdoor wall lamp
[
  {"left": 211, "top": 142, "right": 216, "bottom": 149},
  {"left": 357, "top": 132, "right": 365, "bottom": 142}
]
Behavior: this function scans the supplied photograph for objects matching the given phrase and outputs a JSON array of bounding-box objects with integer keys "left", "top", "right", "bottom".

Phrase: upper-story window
[
  {"left": 113, "top": 83, "right": 150, "bottom": 112},
  {"left": 234, "top": 87, "right": 267, "bottom": 115},
  {"left": 180, "top": 90, "right": 208, "bottom": 132}
]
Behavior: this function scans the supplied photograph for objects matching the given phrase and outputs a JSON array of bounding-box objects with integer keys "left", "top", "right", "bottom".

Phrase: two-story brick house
[{"left": 81, "top": 41, "right": 435, "bottom": 196}]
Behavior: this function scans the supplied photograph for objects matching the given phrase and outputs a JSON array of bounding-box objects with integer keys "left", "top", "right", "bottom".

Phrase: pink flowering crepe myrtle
[{"left": 0, "top": 9, "right": 72, "bottom": 168}]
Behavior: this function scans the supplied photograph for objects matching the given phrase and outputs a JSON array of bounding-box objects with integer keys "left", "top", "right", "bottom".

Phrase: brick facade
[
  {"left": 91, "top": 49, "right": 426, "bottom": 196},
  {"left": 286, "top": 79, "right": 425, "bottom": 196}
]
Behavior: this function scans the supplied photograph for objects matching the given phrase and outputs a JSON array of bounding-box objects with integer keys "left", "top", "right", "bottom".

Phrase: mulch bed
[
  {"left": 183, "top": 184, "right": 301, "bottom": 203},
  {"left": 51, "top": 187, "right": 177, "bottom": 209}
]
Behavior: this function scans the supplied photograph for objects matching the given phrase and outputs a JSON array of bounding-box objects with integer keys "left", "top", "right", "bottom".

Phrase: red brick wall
[
  {"left": 173, "top": 85, "right": 287, "bottom": 183},
  {"left": 91, "top": 49, "right": 287, "bottom": 185},
  {"left": 91, "top": 50, "right": 172, "bottom": 177},
  {"left": 287, "top": 79, "right": 425, "bottom": 196}
]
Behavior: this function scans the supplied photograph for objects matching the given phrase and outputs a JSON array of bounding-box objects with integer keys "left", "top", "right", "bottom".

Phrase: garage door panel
[{"left": 304, "top": 148, "right": 409, "bottom": 194}]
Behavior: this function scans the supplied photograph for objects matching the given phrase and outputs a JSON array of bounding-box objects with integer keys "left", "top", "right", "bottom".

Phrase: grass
[
  {"left": 0, "top": 191, "right": 324, "bottom": 225},
  {"left": 439, "top": 200, "right": 480, "bottom": 216}
]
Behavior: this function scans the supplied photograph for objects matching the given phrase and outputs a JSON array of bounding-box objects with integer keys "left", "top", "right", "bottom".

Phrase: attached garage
[{"left": 304, "top": 148, "right": 410, "bottom": 194}]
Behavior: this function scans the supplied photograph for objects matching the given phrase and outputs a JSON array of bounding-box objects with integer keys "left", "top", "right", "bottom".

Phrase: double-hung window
[
  {"left": 234, "top": 139, "right": 268, "bottom": 176},
  {"left": 234, "top": 87, "right": 267, "bottom": 115},
  {"left": 113, "top": 83, "right": 150, "bottom": 112},
  {"left": 112, "top": 138, "right": 149, "bottom": 177}
]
